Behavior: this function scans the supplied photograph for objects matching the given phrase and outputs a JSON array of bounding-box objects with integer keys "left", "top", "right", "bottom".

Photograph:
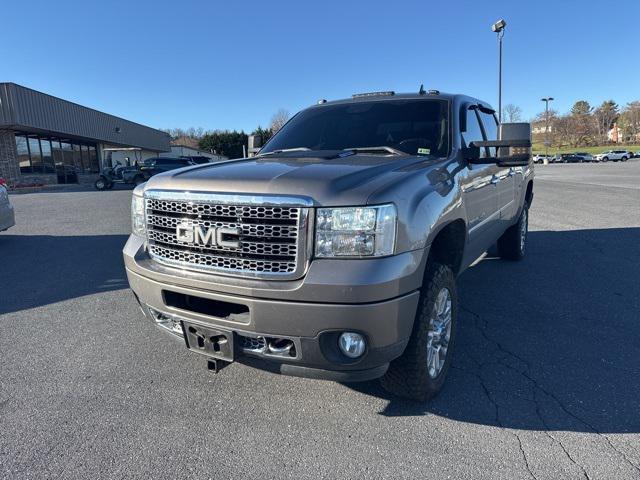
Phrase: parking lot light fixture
[
  {"left": 492, "top": 19, "right": 507, "bottom": 123},
  {"left": 541, "top": 97, "right": 554, "bottom": 158}
]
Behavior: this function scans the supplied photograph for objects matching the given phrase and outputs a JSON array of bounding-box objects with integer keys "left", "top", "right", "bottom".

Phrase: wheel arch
[
  {"left": 426, "top": 219, "right": 467, "bottom": 277},
  {"left": 525, "top": 180, "right": 534, "bottom": 206}
]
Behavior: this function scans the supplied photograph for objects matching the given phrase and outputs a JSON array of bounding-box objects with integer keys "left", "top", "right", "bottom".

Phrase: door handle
[{"left": 490, "top": 175, "right": 500, "bottom": 185}]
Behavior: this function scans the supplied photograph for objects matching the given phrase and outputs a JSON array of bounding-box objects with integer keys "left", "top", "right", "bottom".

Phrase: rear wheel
[
  {"left": 621, "top": 156, "right": 628, "bottom": 162},
  {"left": 497, "top": 204, "right": 529, "bottom": 261},
  {"left": 381, "top": 262, "right": 458, "bottom": 402}
]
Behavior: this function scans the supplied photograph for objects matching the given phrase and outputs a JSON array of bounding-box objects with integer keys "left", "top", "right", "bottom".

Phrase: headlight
[
  {"left": 315, "top": 204, "right": 396, "bottom": 257},
  {"left": 131, "top": 194, "right": 146, "bottom": 237}
]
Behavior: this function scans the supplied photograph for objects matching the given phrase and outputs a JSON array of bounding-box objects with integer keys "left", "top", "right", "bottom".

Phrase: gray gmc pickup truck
[{"left": 123, "top": 90, "right": 533, "bottom": 401}]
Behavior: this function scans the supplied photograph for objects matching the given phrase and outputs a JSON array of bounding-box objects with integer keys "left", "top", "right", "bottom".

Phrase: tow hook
[
  {"left": 267, "top": 338, "right": 295, "bottom": 356},
  {"left": 207, "top": 358, "right": 230, "bottom": 374}
]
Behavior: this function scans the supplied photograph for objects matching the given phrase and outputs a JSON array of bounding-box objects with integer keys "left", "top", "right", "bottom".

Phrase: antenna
[{"left": 419, "top": 84, "right": 426, "bottom": 95}]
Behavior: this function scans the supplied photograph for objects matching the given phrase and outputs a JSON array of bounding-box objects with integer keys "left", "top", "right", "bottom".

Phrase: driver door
[
  {"left": 460, "top": 106, "right": 501, "bottom": 259},
  {"left": 477, "top": 110, "right": 517, "bottom": 226}
]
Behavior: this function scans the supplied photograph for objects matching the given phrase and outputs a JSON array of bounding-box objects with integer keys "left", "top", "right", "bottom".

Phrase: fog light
[{"left": 338, "top": 332, "right": 366, "bottom": 358}]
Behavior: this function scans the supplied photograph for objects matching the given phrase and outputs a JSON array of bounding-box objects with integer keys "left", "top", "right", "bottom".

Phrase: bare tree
[
  {"left": 593, "top": 100, "right": 619, "bottom": 143},
  {"left": 531, "top": 109, "right": 558, "bottom": 146},
  {"left": 502, "top": 104, "right": 523, "bottom": 122},
  {"left": 270, "top": 109, "right": 290, "bottom": 133},
  {"left": 553, "top": 115, "right": 573, "bottom": 148},
  {"left": 620, "top": 101, "right": 640, "bottom": 141}
]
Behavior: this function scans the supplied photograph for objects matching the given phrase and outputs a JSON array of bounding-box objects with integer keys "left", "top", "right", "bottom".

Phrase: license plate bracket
[{"left": 181, "top": 321, "right": 235, "bottom": 362}]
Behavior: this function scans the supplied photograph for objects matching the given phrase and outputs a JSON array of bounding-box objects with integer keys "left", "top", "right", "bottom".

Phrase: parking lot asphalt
[{"left": 1, "top": 161, "right": 639, "bottom": 479}]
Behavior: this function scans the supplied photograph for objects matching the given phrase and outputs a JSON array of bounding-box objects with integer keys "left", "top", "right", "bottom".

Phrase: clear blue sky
[{"left": 2, "top": 0, "right": 638, "bottom": 132}]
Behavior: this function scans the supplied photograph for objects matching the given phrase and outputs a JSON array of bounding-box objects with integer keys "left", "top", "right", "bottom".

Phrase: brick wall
[{"left": 0, "top": 130, "right": 20, "bottom": 183}]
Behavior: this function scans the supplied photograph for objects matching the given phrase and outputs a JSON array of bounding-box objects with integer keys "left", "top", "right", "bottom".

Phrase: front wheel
[
  {"left": 602, "top": 157, "right": 609, "bottom": 162},
  {"left": 381, "top": 262, "right": 458, "bottom": 402},
  {"left": 94, "top": 176, "right": 108, "bottom": 191},
  {"left": 621, "top": 156, "right": 628, "bottom": 162},
  {"left": 497, "top": 204, "right": 529, "bottom": 261}
]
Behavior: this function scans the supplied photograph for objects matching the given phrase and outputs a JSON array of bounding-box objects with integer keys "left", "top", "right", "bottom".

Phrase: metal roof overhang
[{"left": 0, "top": 83, "right": 170, "bottom": 152}]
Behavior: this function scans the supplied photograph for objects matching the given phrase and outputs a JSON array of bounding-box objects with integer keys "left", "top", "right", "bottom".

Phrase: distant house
[
  {"left": 607, "top": 123, "right": 621, "bottom": 142},
  {"left": 531, "top": 121, "right": 553, "bottom": 135}
]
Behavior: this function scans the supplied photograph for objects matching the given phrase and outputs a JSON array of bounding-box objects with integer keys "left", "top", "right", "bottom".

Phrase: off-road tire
[
  {"left": 380, "top": 262, "right": 458, "bottom": 402},
  {"left": 497, "top": 204, "right": 529, "bottom": 260}
]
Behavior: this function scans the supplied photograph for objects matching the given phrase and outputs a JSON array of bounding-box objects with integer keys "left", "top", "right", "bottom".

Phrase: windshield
[{"left": 261, "top": 99, "right": 450, "bottom": 157}]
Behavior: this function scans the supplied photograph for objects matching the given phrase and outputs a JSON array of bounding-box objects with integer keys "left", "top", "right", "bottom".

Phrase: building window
[
  {"left": 72, "top": 143, "right": 82, "bottom": 171},
  {"left": 88, "top": 146, "right": 98, "bottom": 172},
  {"left": 80, "top": 145, "right": 89, "bottom": 172},
  {"left": 16, "top": 135, "right": 31, "bottom": 173},
  {"left": 28, "top": 137, "right": 43, "bottom": 173},
  {"left": 14, "top": 132, "right": 99, "bottom": 176},
  {"left": 40, "top": 139, "right": 54, "bottom": 173},
  {"left": 59, "top": 142, "right": 73, "bottom": 167}
]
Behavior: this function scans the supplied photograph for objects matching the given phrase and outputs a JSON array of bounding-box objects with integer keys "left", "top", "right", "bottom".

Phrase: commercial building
[{"left": 0, "top": 83, "right": 171, "bottom": 184}]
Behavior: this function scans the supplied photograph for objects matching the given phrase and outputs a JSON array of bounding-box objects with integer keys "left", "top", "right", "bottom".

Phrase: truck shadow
[
  {"left": 349, "top": 227, "right": 640, "bottom": 434},
  {"left": 0, "top": 234, "right": 130, "bottom": 314}
]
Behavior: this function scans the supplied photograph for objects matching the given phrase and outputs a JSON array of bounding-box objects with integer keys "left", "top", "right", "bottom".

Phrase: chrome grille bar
[{"left": 143, "top": 190, "right": 310, "bottom": 279}]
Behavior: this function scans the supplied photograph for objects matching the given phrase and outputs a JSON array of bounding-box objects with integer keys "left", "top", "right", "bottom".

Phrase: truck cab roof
[{"left": 319, "top": 91, "right": 496, "bottom": 114}]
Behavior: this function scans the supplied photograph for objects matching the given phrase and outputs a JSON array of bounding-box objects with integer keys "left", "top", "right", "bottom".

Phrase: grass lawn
[{"left": 532, "top": 144, "right": 640, "bottom": 155}]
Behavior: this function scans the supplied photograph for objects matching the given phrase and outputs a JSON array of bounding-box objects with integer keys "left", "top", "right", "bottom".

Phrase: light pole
[
  {"left": 492, "top": 19, "right": 507, "bottom": 123},
  {"left": 541, "top": 97, "right": 554, "bottom": 158}
]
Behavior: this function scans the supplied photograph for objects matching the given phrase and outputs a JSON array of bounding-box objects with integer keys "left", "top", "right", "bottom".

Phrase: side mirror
[{"left": 470, "top": 122, "right": 532, "bottom": 166}]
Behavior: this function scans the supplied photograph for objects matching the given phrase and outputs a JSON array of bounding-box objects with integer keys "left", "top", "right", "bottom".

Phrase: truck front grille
[{"left": 144, "top": 191, "right": 310, "bottom": 279}]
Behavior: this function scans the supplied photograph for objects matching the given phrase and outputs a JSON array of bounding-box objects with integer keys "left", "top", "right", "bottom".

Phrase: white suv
[
  {"left": 594, "top": 150, "right": 630, "bottom": 162},
  {"left": 532, "top": 154, "right": 552, "bottom": 164}
]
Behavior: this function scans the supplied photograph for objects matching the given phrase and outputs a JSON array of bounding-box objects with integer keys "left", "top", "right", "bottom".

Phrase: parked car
[
  {"left": 555, "top": 153, "right": 583, "bottom": 163},
  {"left": 563, "top": 155, "right": 585, "bottom": 163},
  {"left": 124, "top": 90, "right": 534, "bottom": 401},
  {"left": 139, "top": 157, "right": 195, "bottom": 174},
  {"left": 594, "top": 150, "right": 630, "bottom": 162},
  {"left": 0, "top": 180, "right": 15, "bottom": 232},
  {"left": 532, "top": 154, "right": 552, "bottom": 164},
  {"left": 574, "top": 152, "right": 594, "bottom": 162}
]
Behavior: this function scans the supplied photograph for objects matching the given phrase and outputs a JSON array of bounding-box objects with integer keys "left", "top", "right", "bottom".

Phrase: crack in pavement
[
  {"left": 451, "top": 363, "right": 538, "bottom": 480},
  {"left": 459, "top": 305, "right": 640, "bottom": 477}
]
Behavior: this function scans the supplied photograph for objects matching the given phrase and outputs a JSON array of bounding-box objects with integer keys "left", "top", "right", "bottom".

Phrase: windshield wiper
[
  {"left": 341, "top": 146, "right": 405, "bottom": 156},
  {"left": 258, "top": 147, "right": 311, "bottom": 157}
]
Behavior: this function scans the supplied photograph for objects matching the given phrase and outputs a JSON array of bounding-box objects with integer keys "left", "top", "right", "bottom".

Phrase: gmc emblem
[{"left": 176, "top": 223, "right": 241, "bottom": 249}]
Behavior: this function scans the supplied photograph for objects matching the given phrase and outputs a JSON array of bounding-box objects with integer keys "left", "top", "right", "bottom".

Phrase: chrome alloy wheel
[
  {"left": 520, "top": 209, "right": 528, "bottom": 252},
  {"left": 427, "top": 287, "right": 452, "bottom": 378}
]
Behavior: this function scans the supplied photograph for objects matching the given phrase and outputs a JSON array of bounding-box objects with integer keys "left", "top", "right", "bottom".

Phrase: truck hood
[{"left": 143, "top": 152, "right": 436, "bottom": 206}]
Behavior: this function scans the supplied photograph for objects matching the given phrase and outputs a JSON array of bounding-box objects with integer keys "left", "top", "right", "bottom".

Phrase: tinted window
[
  {"left": 262, "top": 99, "right": 450, "bottom": 157},
  {"left": 16, "top": 135, "right": 31, "bottom": 173},
  {"left": 478, "top": 110, "right": 498, "bottom": 157},
  {"left": 461, "top": 107, "right": 487, "bottom": 158}
]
